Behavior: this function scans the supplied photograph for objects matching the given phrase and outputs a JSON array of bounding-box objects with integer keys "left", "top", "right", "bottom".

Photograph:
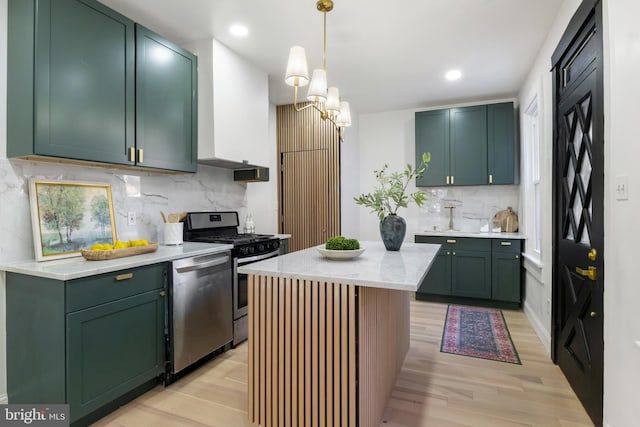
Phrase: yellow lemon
[
  {"left": 139, "top": 239, "right": 149, "bottom": 246},
  {"left": 90, "top": 243, "right": 104, "bottom": 251},
  {"left": 102, "top": 243, "right": 113, "bottom": 250},
  {"left": 114, "top": 240, "right": 128, "bottom": 249}
]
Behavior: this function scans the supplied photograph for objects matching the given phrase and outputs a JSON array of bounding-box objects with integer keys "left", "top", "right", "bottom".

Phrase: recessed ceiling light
[
  {"left": 229, "top": 24, "right": 249, "bottom": 37},
  {"left": 445, "top": 70, "right": 462, "bottom": 81}
]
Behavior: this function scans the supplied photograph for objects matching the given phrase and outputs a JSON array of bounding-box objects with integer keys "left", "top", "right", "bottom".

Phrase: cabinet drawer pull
[
  {"left": 500, "top": 241, "right": 512, "bottom": 246},
  {"left": 446, "top": 239, "right": 457, "bottom": 243},
  {"left": 489, "top": 174, "right": 493, "bottom": 184},
  {"left": 115, "top": 273, "right": 133, "bottom": 281},
  {"left": 128, "top": 147, "right": 135, "bottom": 162},
  {"left": 138, "top": 148, "right": 144, "bottom": 163},
  {"left": 446, "top": 176, "right": 450, "bottom": 185},
  {"left": 451, "top": 175, "right": 455, "bottom": 185}
]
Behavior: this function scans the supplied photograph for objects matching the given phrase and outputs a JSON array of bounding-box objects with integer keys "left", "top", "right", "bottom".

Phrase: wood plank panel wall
[
  {"left": 277, "top": 103, "right": 340, "bottom": 252},
  {"left": 358, "top": 287, "right": 410, "bottom": 427},
  {"left": 248, "top": 275, "right": 357, "bottom": 427}
]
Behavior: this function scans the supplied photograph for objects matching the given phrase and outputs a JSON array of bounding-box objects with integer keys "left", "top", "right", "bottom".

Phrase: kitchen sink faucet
[{"left": 444, "top": 206, "right": 456, "bottom": 231}]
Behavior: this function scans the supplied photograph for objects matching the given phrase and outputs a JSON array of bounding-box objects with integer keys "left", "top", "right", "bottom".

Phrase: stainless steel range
[{"left": 183, "top": 212, "right": 280, "bottom": 345}]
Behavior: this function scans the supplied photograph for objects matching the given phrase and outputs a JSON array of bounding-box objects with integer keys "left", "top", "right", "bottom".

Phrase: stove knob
[
  {"left": 258, "top": 244, "right": 265, "bottom": 252},
  {"left": 248, "top": 246, "right": 255, "bottom": 254},
  {"left": 240, "top": 247, "right": 248, "bottom": 255}
]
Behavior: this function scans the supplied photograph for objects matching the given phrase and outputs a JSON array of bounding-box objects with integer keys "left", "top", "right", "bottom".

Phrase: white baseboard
[
  {"left": 523, "top": 301, "right": 551, "bottom": 356},
  {"left": 0, "top": 393, "right": 7, "bottom": 404}
]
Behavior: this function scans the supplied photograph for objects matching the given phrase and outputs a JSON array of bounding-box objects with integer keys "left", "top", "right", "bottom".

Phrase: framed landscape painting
[{"left": 29, "top": 179, "right": 117, "bottom": 261}]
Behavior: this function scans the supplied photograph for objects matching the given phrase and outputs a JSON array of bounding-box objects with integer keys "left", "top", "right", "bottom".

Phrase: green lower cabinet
[
  {"left": 415, "top": 236, "right": 522, "bottom": 305},
  {"left": 67, "top": 290, "right": 165, "bottom": 422},
  {"left": 451, "top": 249, "right": 492, "bottom": 298},
  {"left": 6, "top": 264, "right": 166, "bottom": 425},
  {"left": 418, "top": 250, "right": 452, "bottom": 295}
]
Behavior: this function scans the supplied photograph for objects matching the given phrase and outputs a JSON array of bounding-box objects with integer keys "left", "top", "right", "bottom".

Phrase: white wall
[
  {"left": 356, "top": 101, "right": 519, "bottom": 242},
  {"left": 517, "top": 0, "right": 582, "bottom": 354},
  {"left": 340, "top": 108, "right": 360, "bottom": 238},
  {"left": 602, "top": 0, "right": 640, "bottom": 425}
]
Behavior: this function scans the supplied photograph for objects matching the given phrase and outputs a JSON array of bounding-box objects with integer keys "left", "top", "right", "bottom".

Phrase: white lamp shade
[
  {"left": 306, "top": 69, "right": 327, "bottom": 102},
  {"left": 336, "top": 101, "right": 352, "bottom": 127},
  {"left": 285, "top": 46, "right": 309, "bottom": 87},
  {"left": 325, "top": 86, "right": 340, "bottom": 114}
]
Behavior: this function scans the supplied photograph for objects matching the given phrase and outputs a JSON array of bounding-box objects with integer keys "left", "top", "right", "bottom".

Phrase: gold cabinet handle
[
  {"left": 452, "top": 251, "right": 456, "bottom": 255},
  {"left": 446, "top": 176, "right": 450, "bottom": 185},
  {"left": 446, "top": 239, "right": 457, "bottom": 243},
  {"left": 489, "top": 174, "right": 493, "bottom": 184},
  {"left": 138, "top": 148, "right": 144, "bottom": 163},
  {"left": 576, "top": 266, "right": 597, "bottom": 281},
  {"left": 588, "top": 248, "right": 597, "bottom": 261},
  {"left": 500, "top": 241, "right": 512, "bottom": 246},
  {"left": 128, "top": 147, "right": 135, "bottom": 162},
  {"left": 451, "top": 175, "right": 454, "bottom": 185},
  {"left": 115, "top": 273, "right": 133, "bottom": 281},
  {"left": 590, "top": 311, "right": 597, "bottom": 318},
  {"left": 159, "top": 290, "right": 166, "bottom": 297}
]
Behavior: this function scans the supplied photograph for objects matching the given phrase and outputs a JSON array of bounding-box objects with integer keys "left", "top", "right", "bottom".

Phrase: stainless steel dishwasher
[{"left": 167, "top": 251, "right": 233, "bottom": 381}]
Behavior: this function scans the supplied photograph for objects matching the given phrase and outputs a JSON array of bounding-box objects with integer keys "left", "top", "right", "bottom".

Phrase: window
[{"left": 525, "top": 96, "right": 541, "bottom": 255}]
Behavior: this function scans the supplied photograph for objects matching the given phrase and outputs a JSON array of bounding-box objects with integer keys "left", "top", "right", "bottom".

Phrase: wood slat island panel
[{"left": 248, "top": 275, "right": 411, "bottom": 427}]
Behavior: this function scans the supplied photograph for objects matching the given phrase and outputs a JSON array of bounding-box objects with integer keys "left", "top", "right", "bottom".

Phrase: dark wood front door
[{"left": 552, "top": 1, "right": 604, "bottom": 425}]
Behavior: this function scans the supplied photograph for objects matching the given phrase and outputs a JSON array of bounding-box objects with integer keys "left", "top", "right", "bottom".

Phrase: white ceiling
[{"left": 99, "top": 0, "right": 563, "bottom": 114}]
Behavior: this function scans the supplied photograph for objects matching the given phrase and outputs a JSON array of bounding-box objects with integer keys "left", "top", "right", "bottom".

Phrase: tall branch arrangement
[{"left": 354, "top": 152, "right": 430, "bottom": 222}]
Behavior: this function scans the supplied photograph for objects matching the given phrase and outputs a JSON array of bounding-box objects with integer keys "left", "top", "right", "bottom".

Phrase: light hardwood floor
[{"left": 93, "top": 300, "right": 593, "bottom": 427}]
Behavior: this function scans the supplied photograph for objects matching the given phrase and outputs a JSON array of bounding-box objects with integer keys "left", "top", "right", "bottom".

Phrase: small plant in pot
[{"left": 354, "top": 152, "right": 430, "bottom": 250}]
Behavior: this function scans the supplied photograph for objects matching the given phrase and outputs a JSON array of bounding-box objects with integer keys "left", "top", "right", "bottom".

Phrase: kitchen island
[{"left": 238, "top": 241, "right": 439, "bottom": 427}]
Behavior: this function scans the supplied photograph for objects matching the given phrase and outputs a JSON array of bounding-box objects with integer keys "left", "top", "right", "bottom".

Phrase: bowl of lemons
[{"left": 82, "top": 239, "right": 158, "bottom": 260}]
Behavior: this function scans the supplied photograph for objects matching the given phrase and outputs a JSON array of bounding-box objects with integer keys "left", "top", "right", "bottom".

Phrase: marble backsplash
[
  {"left": 0, "top": 158, "right": 249, "bottom": 264},
  {"left": 417, "top": 185, "right": 520, "bottom": 233}
]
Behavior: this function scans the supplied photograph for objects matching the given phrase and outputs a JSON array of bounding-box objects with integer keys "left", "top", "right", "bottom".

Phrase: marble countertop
[
  {"left": 415, "top": 230, "right": 526, "bottom": 239},
  {"left": 238, "top": 241, "right": 440, "bottom": 292},
  {"left": 0, "top": 242, "right": 233, "bottom": 281}
]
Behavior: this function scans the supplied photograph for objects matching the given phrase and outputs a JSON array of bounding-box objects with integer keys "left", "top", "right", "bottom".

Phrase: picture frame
[{"left": 29, "top": 179, "right": 117, "bottom": 262}]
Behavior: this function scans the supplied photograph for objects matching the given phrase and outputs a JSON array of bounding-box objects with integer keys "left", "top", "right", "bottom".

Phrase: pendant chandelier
[{"left": 284, "top": 0, "right": 352, "bottom": 141}]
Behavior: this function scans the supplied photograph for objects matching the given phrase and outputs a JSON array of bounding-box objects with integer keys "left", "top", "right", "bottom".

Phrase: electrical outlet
[
  {"left": 127, "top": 211, "right": 136, "bottom": 226},
  {"left": 546, "top": 299, "right": 551, "bottom": 316}
]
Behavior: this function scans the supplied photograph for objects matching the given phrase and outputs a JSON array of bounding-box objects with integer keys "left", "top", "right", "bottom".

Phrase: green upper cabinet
[
  {"left": 415, "top": 109, "right": 449, "bottom": 187},
  {"left": 8, "top": 0, "right": 135, "bottom": 164},
  {"left": 7, "top": 0, "right": 198, "bottom": 173},
  {"left": 487, "top": 102, "right": 518, "bottom": 185},
  {"left": 136, "top": 25, "right": 198, "bottom": 172},
  {"left": 450, "top": 105, "right": 488, "bottom": 186},
  {"left": 415, "top": 101, "right": 517, "bottom": 187}
]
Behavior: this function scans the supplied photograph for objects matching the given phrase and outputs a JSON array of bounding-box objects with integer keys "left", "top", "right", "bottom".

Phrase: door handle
[
  {"left": 576, "top": 266, "right": 597, "bottom": 281},
  {"left": 588, "top": 248, "right": 597, "bottom": 261}
]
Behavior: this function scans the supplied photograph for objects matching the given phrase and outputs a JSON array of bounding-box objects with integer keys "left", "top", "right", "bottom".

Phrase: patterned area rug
[{"left": 441, "top": 305, "right": 521, "bottom": 364}]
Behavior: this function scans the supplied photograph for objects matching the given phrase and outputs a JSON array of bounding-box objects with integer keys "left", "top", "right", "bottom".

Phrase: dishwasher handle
[{"left": 174, "top": 255, "right": 230, "bottom": 274}]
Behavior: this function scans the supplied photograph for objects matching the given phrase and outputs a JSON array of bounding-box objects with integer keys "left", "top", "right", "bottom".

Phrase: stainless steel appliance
[
  {"left": 183, "top": 212, "right": 280, "bottom": 345},
  {"left": 168, "top": 252, "right": 233, "bottom": 380}
]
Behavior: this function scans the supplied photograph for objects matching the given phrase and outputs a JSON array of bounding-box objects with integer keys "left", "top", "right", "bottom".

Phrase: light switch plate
[
  {"left": 615, "top": 175, "right": 629, "bottom": 200},
  {"left": 127, "top": 211, "right": 136, "bottom": 226}
]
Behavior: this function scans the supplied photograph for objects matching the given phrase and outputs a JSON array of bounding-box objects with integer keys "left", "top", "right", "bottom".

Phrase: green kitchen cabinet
[
  {"left": 136, "top": 25, "right": 198, "bottom": 172},
  {"left": 7, "top": 0, "right": 198, "bottom": 173},
  {"left": 491, "top": 239, "right": 522, "bottom": 302},
  {"left": 449, "top": 105, "right": 488, "bottom": 186},
  {"left": 417, "top": 248, "right": 452, "bottom": 295},
  {"left": 7, "top": 0, "right": 135, "bottom": 165},
  {"left": 451, "top": 248, "right": 492, "bottom": 298},
  {"left": 414, "top": 102, "right": 517, "bottom": 187},
  {"left": 415, "top": 109, "right": 450, "bottom": 187},
  {"left": 415, "top": 235, "right": 522, "bottom": 306},
  {"left": 6, "top": 264, "right": 166, "bottom": 425},
  {"left": 488, "top": 102, "right": 518, "bottom": 185}
]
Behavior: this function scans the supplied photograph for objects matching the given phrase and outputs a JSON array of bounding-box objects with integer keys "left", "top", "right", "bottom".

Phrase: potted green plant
[{"left": 354, "top": 152, "right": 430, "bottom": 250}]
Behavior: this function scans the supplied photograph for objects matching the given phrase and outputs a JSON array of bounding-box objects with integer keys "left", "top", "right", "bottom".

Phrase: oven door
[{"left": 234, "top": 250, "right": 280, "bottom": 319}]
